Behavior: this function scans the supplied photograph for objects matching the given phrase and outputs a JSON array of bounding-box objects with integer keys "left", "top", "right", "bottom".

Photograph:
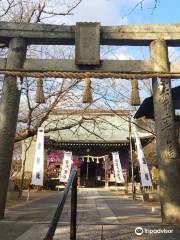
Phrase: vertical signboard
[
  {"left": 134, "top": 128, "right": 152, "bottom": 187},
  {"left": 112, "top": 152, "right": 125, "bottom": 183},
  {"left": 31, "top": 127, "right": 44, "bottom": 186},
  {"left": 60, "top": 151, "right": 72, "bottom": 183}
]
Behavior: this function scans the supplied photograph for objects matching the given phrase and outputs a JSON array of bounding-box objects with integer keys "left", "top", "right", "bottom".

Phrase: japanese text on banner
[
  {"left": 112, "top": 152, "right": 125, "bottom": 183},
  {"left": 134, "top": 128, "right": 152, "bottom": 187},
  {"left": 60, "top": 151, "right": 72, "bottom": 183},
  {"left": 31, "top": 127, "right": 44, "bottom": 186}
]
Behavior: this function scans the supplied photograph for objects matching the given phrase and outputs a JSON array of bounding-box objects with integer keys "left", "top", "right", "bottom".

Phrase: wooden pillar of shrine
[
  {"left": 77, "top": 167, "right": 81, "bottom": 187},
  {"left": 150, "top": 39, "right": 180, "bottom": 224},
  {"left": 0, "top": 38, "right": 27, "bottom": 218},
  {"left": 104, "top": 155, "right": 109, "bottom": 188}
]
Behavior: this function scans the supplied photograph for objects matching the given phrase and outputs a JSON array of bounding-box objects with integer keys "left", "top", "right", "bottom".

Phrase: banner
[
  {"left": 31, "top": 127, "right": 44, "bottom": 186},
  {"left": 112, "top": 152, "right": 125, "bottom": 183},
  {"left": 134, "top": 128, "right": 152, "bottom": 187},
  {"left": 60, "top": 151, "right": 72, "bottom": 183}
]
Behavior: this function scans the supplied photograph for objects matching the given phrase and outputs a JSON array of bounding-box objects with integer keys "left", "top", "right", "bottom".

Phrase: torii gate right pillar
[{"left": 150, "top": 39, "right": 180, "bottom": 224}]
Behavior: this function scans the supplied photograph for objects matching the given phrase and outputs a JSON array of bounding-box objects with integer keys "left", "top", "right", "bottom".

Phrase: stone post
[
  {"left": 0, "top": 38, "right": 27, "bottom": 218},
  {"left": 150, "top": 39, "right": 180, "bottom": 224}
]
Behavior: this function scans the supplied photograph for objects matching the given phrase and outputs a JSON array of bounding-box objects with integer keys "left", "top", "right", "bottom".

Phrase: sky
[
  {"left": 16, "top": 1, "right": 180, "bottom": 133},
  {"left": 60, "top": 0, "right": 180, "bottom": 61},
  {"left": 26, "top": 0, "right": 180, "bottom": 109},
  {"left": 61, "top": 0, "right": 180, "bottom": 26},
  {"left": 61, "top": 0, "right": 180, "bottom": 91}
]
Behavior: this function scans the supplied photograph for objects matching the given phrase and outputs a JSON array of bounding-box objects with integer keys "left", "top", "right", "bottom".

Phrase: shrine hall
[{"left": 22, "top": 109, "right": 152, "bottom": 188}]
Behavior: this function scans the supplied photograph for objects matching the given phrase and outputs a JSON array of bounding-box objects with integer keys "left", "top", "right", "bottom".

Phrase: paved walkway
[{"left": 0, "top": 188, "right": 180, "bottom": 239}]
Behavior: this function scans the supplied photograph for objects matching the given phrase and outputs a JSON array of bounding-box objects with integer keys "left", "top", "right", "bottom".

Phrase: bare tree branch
[{"left": 122, "top": 0, "right": 160, "bottom": 19}]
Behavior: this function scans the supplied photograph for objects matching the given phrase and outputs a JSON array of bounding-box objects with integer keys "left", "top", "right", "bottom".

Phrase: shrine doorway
[{"left": 79, "top": 157, "right": 105, "bottom": 187}]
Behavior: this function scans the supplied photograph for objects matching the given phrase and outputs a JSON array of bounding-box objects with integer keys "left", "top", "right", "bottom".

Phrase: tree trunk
[
  {"left": 150, "top": 39, "right": 180, "bottom": 224},
  {"left": 0, "top": 38, "right": 27, "bottom": 218}
]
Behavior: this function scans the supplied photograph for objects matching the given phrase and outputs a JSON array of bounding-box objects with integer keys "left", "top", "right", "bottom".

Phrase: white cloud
[
  {"left": 47, "top": 0, "right": 156, "bottom": 26},
  {"left": 60, "top": 0, "right": 128, "bottom": 26}
]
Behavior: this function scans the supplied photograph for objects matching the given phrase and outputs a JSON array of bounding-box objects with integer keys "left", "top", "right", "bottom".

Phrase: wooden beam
[
  {"left": 23, "top": 59, "right": 153, "bottom": 73},
  {"left": 101, "top": 24, "right": 180, "bottom": 46},
  {"left": 1, "top": 22, "right": 180, "bottom": 46},
  {"left": 1, "top": 58, "right": 180, "bottom": 78},
  {"left": 0, "top": 22, "right": 75, "bottom": 45},
  {"left": 0, "top": 58, "right": 153, "bottom": 73}
]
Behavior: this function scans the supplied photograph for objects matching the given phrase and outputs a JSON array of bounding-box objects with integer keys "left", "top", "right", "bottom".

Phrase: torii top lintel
[
  {"left": 1, "top": 21, "right": 180, "bottom": 78},
  {"left": 1, "top": 21, "right": 180, "bottom": 47}
]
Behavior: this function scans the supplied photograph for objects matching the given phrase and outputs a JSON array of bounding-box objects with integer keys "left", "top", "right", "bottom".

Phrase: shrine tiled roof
[{"left": 43, "top": 109, "right": 151, "bottom": 143}]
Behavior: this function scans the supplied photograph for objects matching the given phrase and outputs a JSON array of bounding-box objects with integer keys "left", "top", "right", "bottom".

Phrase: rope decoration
[
  {"left": 131, "top": 79, "right": 140, "bottom": 106},
  {"left": 36, "top": 78, "right": 45, "bottom": 103},
  {"left": 82, "top": 78, "right": 93, "bottom": 103},
  {"left": 1, "top": 70, "right": 180, "bottom": 79}
]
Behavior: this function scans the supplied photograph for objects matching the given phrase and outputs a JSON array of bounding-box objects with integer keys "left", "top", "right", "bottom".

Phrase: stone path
[{"left": 0, "top": 189, "right": 180, "bottom": 239}]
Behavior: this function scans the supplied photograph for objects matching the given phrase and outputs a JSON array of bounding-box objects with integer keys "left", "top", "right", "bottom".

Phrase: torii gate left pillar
[{"left": 0, "top": 38, "right": 27, "bottom": 218}]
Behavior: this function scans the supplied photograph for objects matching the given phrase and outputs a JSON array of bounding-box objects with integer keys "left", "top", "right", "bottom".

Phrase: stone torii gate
[{"left": 0, "top": 22, "right": 180, "bottom": 223}]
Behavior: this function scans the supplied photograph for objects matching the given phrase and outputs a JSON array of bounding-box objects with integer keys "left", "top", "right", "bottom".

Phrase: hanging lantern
[
  {"left": 97, "top": 158, "right": 99, "bottom": 164},
  {"left": 36, "top": 78, "right": 45, "bottom": 103},
  {"left": 131, "top": 79, "right": 140, "bottom": 106},
  {"left": 82, "top": 78, "right": 93, "bottom": 103}
]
